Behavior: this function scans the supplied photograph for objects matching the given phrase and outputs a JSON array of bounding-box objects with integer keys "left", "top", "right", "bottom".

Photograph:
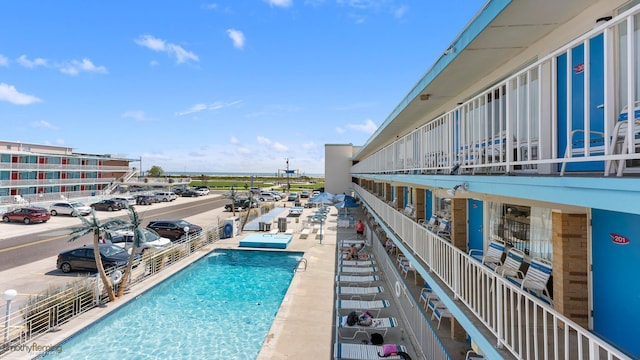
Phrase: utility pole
[{"left": 285, "top": 158, "right": 290, "bottom": 191}]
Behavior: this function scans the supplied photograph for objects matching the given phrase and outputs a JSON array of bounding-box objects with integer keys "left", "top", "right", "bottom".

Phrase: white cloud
[
  {"left": 264, "top": 0, "right": 293, "bottom": 7},
  {"left": 346, "top": 119, "right": 377, "bottom": 134},
  {"left": 0, "top": 83, "right": 42, "bottom": 105},
  {"left": 60, "top": 58, "right": 108, "bottom": 76},
  {"left": 335, "top": 127, "right": 346, "bottom": 134},
  {"left": 122, "top": 110, "right": 156, "bottom": 122},
  {"left": 256, "top": 136, "right": 272, "bottom": 145},
  {"left": 135, "top": 35, "right": 199, "bottom": 64},
  {"left": 203, "top": 3, "right": 218, "bottom": 10},
  {"left": 226, "top": 29, "right": 246, "bottom": 49},
  {"left": 0, "top": 54, "right": 8, "bottom": 66},
  {"left": 236, "top": 147, "right": 251, "bottom": 155},
  {"left": 16, "top": 55, "right": 48, "bottom": 68},
  {"left": 230, "top": 136, "right": 240, "bottom": 145},
  {"left": 273, "top": 142, "right": 289, "bottom": 152},
  {"left": 394, "top": 5, "right": 408, "bottom": 19},
  {"left": 31, "top": 120, "right": 58, "bottom": 130},
  {"left": 175, "top": 100, "right": 241, "bottom": 116}
]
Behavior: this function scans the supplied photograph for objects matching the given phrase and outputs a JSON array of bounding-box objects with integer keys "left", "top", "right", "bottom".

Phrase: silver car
[{"left": 49, "top": 202, "right": 92, "bottom": 216}]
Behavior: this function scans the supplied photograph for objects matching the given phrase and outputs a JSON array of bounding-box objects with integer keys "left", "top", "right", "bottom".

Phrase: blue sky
[{"left": 0, "top": 0, "right": 485, "bottom": 175}]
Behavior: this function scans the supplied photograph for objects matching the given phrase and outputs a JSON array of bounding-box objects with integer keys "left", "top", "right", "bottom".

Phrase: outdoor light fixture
[
  {"left": 447, "top": 183, "right": 468, "bottom": 196},
  {"left": 420, "top": 94, "right": 430, "bottom": 101}
]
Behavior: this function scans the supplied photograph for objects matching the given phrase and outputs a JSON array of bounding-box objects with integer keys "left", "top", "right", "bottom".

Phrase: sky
[{"left": 0, "top": 0, "right": 486, "bottom": 175}]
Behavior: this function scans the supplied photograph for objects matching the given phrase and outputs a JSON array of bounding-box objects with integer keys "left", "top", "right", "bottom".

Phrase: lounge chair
[
  {"left": 337, "top": 315, "right": 399, "bottom": 339},
  {"left": 334, "top": 343, "right": 407, "bottom": 360},
  {"left": 469, "top": 239, "right": 506, "bottom": 270},
  {"left": 336, "top": 286, "right": 384, "bottom": 299},
  {"left": 336, "top": 299, "right": 390, "bottom": 316},
  {"left": 336, "top": 275, "right": 380, "bottom": 285},
  {"left": 494, "top": 247, "right": 525, "bottom": 278},
  {"left": 338, "top": 266, "right": 378, "bottom": 274},
  {"left": 340, "top": 259, "right": 376, "bottom": 267}
]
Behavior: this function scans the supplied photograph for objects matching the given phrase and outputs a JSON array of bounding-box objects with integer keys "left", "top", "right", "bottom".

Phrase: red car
[{"left": 2, "top": 207, "right": 51, "bottom": 224}]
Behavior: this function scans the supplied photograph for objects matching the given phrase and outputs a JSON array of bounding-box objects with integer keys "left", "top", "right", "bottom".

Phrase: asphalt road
[{"left": 0, "top": 196, "right": 228, "bottom": 272}]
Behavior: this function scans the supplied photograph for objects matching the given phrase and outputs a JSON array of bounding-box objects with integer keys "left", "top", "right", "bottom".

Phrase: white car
[
  {"left": 194, "top": 188, "right": 209, "bottom": 196},
  {"left": 154, "top": 191, "right": 178, "bottom": 202},
  {"left": 49, "top": 202, "right": 92, "bottom": 216},
  {"left": 258, "top": 192, "right": 278, "bottom": 201},
  {"left": 107, "top": 228, "right": 171, "bottom": 255}
]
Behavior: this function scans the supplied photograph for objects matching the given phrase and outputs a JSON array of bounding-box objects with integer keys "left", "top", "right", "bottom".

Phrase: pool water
[{"left": 40, "top": 249, "right": 302, "bottom": 360}]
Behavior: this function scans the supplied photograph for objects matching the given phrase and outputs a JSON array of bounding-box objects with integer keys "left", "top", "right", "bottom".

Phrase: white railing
[
  {"left": 354, "top": 185, "right": 631, "bottom": 360},
  {"left": 0, "top": 163, "right": 130, "bottom": 172},
  {"left": 0, "top": 225, "right": 221, "bottom": 358},
  {"left": 352, "top": 5, "right": 640, "bottom": 177},
  {"left": 0, "top": 177, "right": 116, "bottom": 187}
]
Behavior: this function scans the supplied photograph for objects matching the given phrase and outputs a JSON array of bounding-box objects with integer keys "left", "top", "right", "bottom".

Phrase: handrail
[{"left": 354, "top": 184, "right": 631, "bottom": 360}]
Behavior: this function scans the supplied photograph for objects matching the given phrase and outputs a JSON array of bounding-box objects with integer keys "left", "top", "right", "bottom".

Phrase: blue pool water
[{"left": 39, "top": 249, "right": 303, "bottom": 360}]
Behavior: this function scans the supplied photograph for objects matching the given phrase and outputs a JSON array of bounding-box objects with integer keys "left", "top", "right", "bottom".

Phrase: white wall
[{"left": 325, "top": 144, "right": 357, "bottom": 195}]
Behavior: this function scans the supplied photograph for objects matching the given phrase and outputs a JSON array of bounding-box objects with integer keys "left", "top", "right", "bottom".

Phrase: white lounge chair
[
  {"left": 334, "top": 343, "right": 407, "bottom": 360},
  {"left": 336, "top": 275, "right": 380, "bottom": 286},
  {"left": 340, "top": 259, "right": 376, "bottom": 267},
  {"left": 418, "top": 214, "right": 438, "bottom": 231},
  {"left": 508, "top": 257, "right": 553, "bottom": 306},
  {"left": 336, "top": 299, "right": 390, "bottom": 318},
  {"left": 337, "top": 315, "right": 398, "bottom": 339},
  {"left": 338, "top": 266, "right": 378, "bottom": 274},
  {"left": 336, "top": 286, "right": 384, "bottom": 299}
]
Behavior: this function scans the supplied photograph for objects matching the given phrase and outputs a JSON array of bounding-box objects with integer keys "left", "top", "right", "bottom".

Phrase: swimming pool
[{"left": 39, "top": 249, "right": 303, "bottom": 360}]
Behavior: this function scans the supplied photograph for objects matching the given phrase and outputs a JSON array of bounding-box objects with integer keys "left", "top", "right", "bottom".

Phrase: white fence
[{"left": 354, "top": 185, "right": 631, "bottom": 360}]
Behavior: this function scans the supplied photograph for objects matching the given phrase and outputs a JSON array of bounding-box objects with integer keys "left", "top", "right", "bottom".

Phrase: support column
[
  {"left": 450, "top": 198, "right": 468, "bottom": 251},
  {"left": 385, "top": 183, "right": 392, "bottom": 203},
  {"left": 552, "top": 211, "right": 589, "bottom": 327},
  {"left": 415, "top": 188, "right": 425, "bottom": 222}
]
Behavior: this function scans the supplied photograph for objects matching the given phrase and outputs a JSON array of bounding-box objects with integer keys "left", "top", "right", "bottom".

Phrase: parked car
[
  {"left": 49, "top": 202, "right": 91, "bottom": 216},
  {"left": 224, "top": 198, "right": 261, "bottom": 211},
  {"left": 195, "top": 186, "right": 210, "bottom": 194},
  {"left": 2, "top": 207, "right": 51, "bottom": 224},
  {"left": 249, "top": 187, "right": 261, "bottom": 194},
  {"left": 112, "top": 196, "right": 136, "bottom": 206},
  {"left": 90, "top": 199, "right": 122, "bottom": 211},
  {"left": 181, "top": 189, "right": 200, "bottom": 197},
  {"left": 56, "top": 244, "right": 140, "bottom": 273},
  {"left": 300, "top": 191, "right": 310, "bottom": 198},
  {"left": 287, "top": 192, "right": 300, "bottom": 201},
  {"left": 110, "top": 198, "right": 130, "bottom": 209},
  {"left": 154, "top": 191, "right": 177, "bottom": 202},
  {"left": 147, "top": 219, "right": 203, "bottom": 241},
  {"left": 172, "top": 188, "right": 185, "bottom": 195},
  {"left": 194, "top": 188, "right": 209, "bottom": 196},
  {"left": 107, "top": 228, "right": 171, "bottom": 255},
  {"left": 258, "top": 192, "right": 278, "bottom": 201},
  {"left": 311, "top": 190, "right": 321, "bottom": 197},
  {"left": 136, "top": 194, "right": 155, "bottom": 205}
]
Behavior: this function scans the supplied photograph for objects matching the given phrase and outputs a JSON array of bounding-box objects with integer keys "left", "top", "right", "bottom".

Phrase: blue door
[
  {"left": 557, "top": 34, "right": 605, "bottom": 173},
  {"left": 426, "top": 190, "right": 433, "bottom": 219},
  {"left": 591, "top": 209, "right": 640, "bottom": 357},
  {"left": 467, "top": 199, "right": 484, "bottom": 252}
]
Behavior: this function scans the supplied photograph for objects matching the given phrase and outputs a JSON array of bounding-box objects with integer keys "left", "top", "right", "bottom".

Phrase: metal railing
[
  {"left": 354, "top": 184, "right": 631, "bottom": 360},
  {"left": 0, "top": 225, "right": 222, "bottom": 358},
  {"left": 352, "top": 4, "right": 640, "bottom": 177}
]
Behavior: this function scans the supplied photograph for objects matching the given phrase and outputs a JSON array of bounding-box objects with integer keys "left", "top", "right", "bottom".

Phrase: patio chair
[
  {"left": 469, "top": 239, "right": 506, "bottom": 270},
  {"left": 334, "top": 343, "right": 407, "bottom": 360},
  {"left": 465, "top": 350, "right": 485, "bottom": 360},
  {"left": 494, "top": 247, "right": 525, "bottom": 278},
  {"left": 432, "top": 306, "right": 452, "bottom": 329},
  {"left": 418, "top": 215, "right": 438, "bottom": 231},
  {"left": 418, "top": 284, "right": 434, "bottom": 310},
  {"left": 337, "top": 315, "right": 399, "bottom": 339},
  {"left": 508, "top": 257, "right": 553, "bottom": 305}
]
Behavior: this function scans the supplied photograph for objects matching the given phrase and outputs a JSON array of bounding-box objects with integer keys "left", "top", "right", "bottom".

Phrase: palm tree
[
  {"left": 223, "top": 185, "right": 241, "bottom": 216},
  {"left": 69, "top": 210, "right": 129, "bottom": 302},
  {"left": 117, "top": 205, "right": 142, "bottom": 297}
]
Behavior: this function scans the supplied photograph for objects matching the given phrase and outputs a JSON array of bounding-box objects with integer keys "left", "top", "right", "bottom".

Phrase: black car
[
  {"left": 56, "top": 244, "right": 139, "bottom": 273},
  {"left": 181, "top": 189, "right": 200, "bottom": 197},
  {"left": 224, "top": 198, "right": 260, "bottom": 211},
  {"left": 90, "top": 199, "right": 122, "bottom": 211},
  {"left": 146, "top": 219, "right": 203, "bottom": 241}
]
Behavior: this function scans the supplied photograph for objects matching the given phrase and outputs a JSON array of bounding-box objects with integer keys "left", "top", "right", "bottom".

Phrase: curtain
[
  {"left": 488, "top": 201, "right": 504, "bottom": 252},
  {"left": 529, "top": 206, "right": 553, "bottom": 260}
]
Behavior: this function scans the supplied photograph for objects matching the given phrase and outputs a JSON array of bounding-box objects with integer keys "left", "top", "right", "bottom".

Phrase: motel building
[{"left": 326, "top": 0, "right": 640, "bottom": 359}]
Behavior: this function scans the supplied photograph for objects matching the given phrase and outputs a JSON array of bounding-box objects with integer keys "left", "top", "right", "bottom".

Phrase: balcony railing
[
  {"left": 352, "top": 5, "right": 640, "bottom": 177},
  {"left": 354, "top": 184, "right": 631, "bottom": 360},
  {"left": 0, "top": 178, "right": 116, "bottom": 188},
  {"left": 0, "top": 163, "right": 131, "bottom": 172}
]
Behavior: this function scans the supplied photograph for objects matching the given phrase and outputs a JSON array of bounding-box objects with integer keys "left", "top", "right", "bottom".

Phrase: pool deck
[{"left": 0, "top": 197, "right": 423, "bottom": 360}]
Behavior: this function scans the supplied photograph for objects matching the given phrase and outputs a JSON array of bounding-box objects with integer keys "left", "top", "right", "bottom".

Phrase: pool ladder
[{"left": 294, "top": 258, "right": 308, "bottom": 272}]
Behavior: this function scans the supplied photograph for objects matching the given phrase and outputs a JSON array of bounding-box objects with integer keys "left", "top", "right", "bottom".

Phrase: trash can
[
  {"left": 278, "top": 217, "right": 287, "bottom": 232},
  {"left": 264, "top": 223, "right": 271, "bottom": 232},
  {"left": 258, "top": 222, "right": 266, "bottom": 231}
]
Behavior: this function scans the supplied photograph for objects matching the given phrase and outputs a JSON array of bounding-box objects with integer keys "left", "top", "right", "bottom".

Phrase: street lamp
[{"left": 3, "top": 289, "right": 17, "bottom": 342}]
